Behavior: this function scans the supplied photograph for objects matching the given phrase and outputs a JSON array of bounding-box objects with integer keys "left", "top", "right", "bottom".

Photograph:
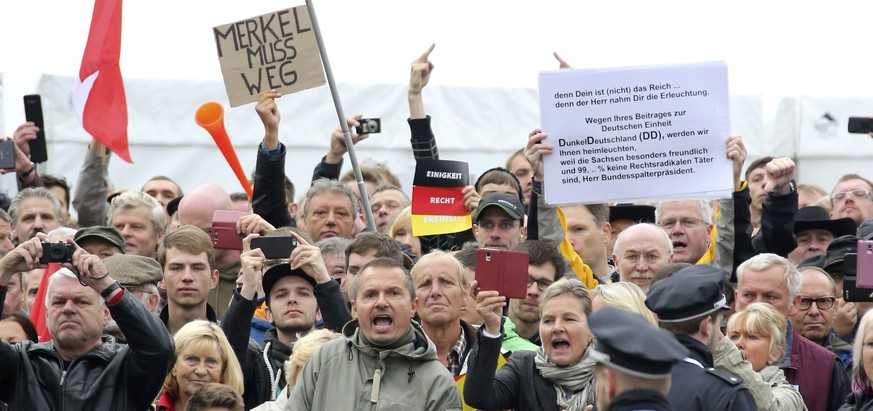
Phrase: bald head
[
  {"left": 612, "top": 223, "right": 673, "bottom": 292},
  {"left": 177, "top": 184, "right": 232, "bottom": 230}
]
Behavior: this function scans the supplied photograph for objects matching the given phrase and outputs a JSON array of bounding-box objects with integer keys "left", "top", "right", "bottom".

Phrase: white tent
[{"left": 1, "top": 0, "right": 872, "bottom": 212}]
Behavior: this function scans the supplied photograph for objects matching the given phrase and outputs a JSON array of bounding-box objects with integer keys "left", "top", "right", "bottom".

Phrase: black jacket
[
  {"left": 0, "top": 288, "right": 175, "bottom": 410},
  {"left": 606, "top": 389, "right": 673, "bottom": 411},
  {"left": 839, "top": 391, "right": 873, "bottom": 411},
  {"left": 252, "top": 143, "right": 294, "bottom": 229},
  {"left": 464, "top": 326, "right": 565, "bottom": 411},
  {"left": 222, "top": 280, "right": 352, "bottom": 409},
  {"left": 668, "top": 334, "right": 758, "bottom": 411}
]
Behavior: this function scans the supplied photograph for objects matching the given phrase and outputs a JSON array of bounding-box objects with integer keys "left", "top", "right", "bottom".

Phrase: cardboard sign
[
  {"left": 213, "top": 6, "right": 325, "bottom": 107},
  {"left": 411, "top": 159, "right": 471, "bottom": 236}
]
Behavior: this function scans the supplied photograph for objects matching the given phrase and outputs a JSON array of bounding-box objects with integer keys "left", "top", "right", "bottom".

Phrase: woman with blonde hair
[
  {"left": 590, "top": 282, "right": 658, "bottom": 325},
  {"left": 251, "top": 329, "right": 342, "bottom": 411},
  {"left": 389, "top": 206, "right": 421, "bottom": 258},
  {"left": 718, "top": 303, "right": 805, "bottom": 411},
  {"left": 156, "top": 320, "right": 244, "bottom": 411},
  {"left": 465, "top": 278, "right": 596, "bottom": 410}
]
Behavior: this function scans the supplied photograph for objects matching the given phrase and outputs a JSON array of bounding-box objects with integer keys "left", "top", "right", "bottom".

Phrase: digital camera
[
  {"left": 40, "top": 242, "right": 74, "bottom": 264},
  {"left": 356, "top": 118, "right": 381, "bottom": 134}
]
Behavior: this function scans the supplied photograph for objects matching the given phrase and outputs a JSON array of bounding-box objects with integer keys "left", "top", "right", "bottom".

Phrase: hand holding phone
[
  {"left": 23, "top": 95, "right": 48, "bottom": 163},
  {"left": 211, "top": 210, "right": 252, "bottom": 250}
]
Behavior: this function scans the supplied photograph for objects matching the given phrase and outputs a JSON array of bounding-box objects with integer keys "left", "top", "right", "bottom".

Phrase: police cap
[{"left": 589, "top": 307, "right": 687, "bottom": 378}]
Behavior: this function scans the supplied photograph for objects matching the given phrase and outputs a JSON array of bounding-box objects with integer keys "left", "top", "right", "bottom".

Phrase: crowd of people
[{"left": 1, "top": 45, "right": 873, "bottom": 411}]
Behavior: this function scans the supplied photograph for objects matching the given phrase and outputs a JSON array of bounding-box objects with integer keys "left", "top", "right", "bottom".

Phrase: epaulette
[{"left": 705, "top": 367, "right": 743, "bottom": 386}]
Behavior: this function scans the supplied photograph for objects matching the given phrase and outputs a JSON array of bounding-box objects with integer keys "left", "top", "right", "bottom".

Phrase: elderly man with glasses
[{"left": 790, "top": 266, "right": 853, "bottom": 369}]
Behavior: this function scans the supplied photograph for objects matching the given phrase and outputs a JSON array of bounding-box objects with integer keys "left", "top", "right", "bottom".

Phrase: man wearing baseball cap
[
  {"left": 646, "top": 265, "right": 756, "bottom": 410},
  {"left": 473, "top": 192, "right": 526, "bottom": 250},
  {"left": 74, "top": 226, "right": 126, "bottom": 260},
  {"left": 589, "top": 307, "right": 688, "bottom": 411}
]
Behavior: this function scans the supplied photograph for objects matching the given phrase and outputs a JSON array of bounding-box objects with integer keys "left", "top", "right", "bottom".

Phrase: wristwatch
[
  {"left": 20, "top": 162, "right": 35, "bottom": 177},
  {"left": 100, "top": 281, "right": 122, "bottom": 299}
]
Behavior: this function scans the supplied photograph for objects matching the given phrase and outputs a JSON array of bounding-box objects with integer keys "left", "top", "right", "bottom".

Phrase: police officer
[
  {"left": 589, "top": 307, "right": 688, "bottom": 411},
  {"left": 645, "top": 265, "right": 758, "bottom": 410}
]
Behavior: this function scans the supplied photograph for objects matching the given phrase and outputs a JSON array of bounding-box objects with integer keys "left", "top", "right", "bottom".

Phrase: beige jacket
[{"left": 713, "top": 336, "right": 807, "bottom": 411}]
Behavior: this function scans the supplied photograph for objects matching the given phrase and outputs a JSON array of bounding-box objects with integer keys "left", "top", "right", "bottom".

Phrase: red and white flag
[
  {"left": 29, "top": 264, "right": 62, "bottom": 343},
  {"left": 72, "top": 0, "right": 132, "bottom": 163}
]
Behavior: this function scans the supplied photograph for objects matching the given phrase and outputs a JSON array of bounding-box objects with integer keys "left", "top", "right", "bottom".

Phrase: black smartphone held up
[
  {"left": 355, "top": 118, "right": 381, "bottom": 134},
  {"left": 0, "top": 140, "right": 14, "bottom": 170},
  {"left": 848, "top": 117, "right": 873, "bottom": 134},
  {"left": 844, "top": 253, "right": 873, "bottom": 302},
  {"left": 23, "top": 95, "right": 48, "bottom": 163},
  {"left": 475, "top": 249, "right": 529, "bottom": 299},
  {"left": 251, "top": 236, "right": 298, "bottom": 259}
]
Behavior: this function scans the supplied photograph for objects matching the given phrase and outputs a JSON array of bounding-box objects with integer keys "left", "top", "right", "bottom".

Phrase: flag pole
[{"left": 304, "top": 0, "right": 376, "bottom": 232}]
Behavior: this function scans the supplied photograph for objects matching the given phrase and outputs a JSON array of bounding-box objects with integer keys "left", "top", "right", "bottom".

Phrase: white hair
[
  {"left": 46, "top": 268, "right": 105, "bottom": 308},
  {"left": 655, "top": 200, "right": 713, "bottom": 225},
  {"left": 736, "top": 253, "right": 802, "bottom": 302}
]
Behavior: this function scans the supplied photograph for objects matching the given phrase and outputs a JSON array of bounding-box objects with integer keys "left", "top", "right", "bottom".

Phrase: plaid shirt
[{"left": 446, "top": 326, "right": 467, "bottom": 376}]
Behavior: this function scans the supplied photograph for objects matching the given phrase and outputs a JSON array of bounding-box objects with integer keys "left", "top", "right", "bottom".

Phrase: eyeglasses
[
  {"left": 527, "top": 276, "right": 554, "bottom": 292},
  {"left": 477, "top": 221, "right": 519, "bottom": 231},
  {"left": 832, "top": 189, "right": 873, "bottom": 202},
  {"left": 657, "top": 218, "right": 706, "bottom": 230},
  {"left": 796, "top": 296, "right": 836, "bottom": 310}
]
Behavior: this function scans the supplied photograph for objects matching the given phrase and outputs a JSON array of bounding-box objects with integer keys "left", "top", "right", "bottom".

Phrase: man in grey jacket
[{"left": 288, "top": 257, "right": 462, "bottom": 410}]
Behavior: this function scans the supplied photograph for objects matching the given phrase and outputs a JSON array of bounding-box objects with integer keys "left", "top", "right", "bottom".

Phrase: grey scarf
[{"left": 534, "top": 345, "right": 596, "bottom": 411}]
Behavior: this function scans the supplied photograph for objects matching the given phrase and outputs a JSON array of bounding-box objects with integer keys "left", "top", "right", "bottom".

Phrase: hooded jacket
[{"left": 287, "top": 319, "right": 462, "bottom": 410}]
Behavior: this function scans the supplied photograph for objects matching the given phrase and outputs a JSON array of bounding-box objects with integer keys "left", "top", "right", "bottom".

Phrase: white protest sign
[
  {"left": 213, "top": 6, "right": 325, "bottom": 107},
  {"left": 538, "top": 62, "right": 732, "bottom": 205}
]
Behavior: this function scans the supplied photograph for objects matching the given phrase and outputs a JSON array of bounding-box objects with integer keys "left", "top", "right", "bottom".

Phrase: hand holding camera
[
  {"left": 355, "top": 118, "right": 381, "bottom": 135},
  {"left": 288, "top": 231, "right": 331, "bottom": 285},
  {"left": 0, "top": 234, "right": 48, "bottom": 277},
  {"left": 326, "top": 115, "right": 372, "bottom": 164}
]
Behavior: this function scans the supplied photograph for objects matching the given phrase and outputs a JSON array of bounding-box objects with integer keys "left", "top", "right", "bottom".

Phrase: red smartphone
[
  {"left": 211, "top": 210, "right": 251, "bottom": 250},
  {"left": 857, "top": 239, "right": 873, "bottom": 288},
  {"left": 475, "top": 249, "right": 529, "bottom": 299}
]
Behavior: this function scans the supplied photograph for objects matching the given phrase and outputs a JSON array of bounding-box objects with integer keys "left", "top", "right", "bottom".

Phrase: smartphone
[
  {"left": 475, "top": 249, "right": 529, "bottom": 299},
  {"left": 251, "top": 236, "right": 297, "bottom": 259},
  {"left": 211, "top": 210, "right": 251, "bottom": 250},
  {"left": 843, "top": 254, "right": 873, "bottom": 302},
  {"left": 0, "top": 140, "right": 14, "bottom": 170},
  {"left": 355, "top": 118, "right": 381, "bottom": 134},
  {"left": 857, "top": 239, "right": 873, "bottom": 288},
  {"left": 848, "top": 117, "right": 873, "bottom": 134},
  {"left": 23, "top": 95, "right": 48, "bottom": 163}
]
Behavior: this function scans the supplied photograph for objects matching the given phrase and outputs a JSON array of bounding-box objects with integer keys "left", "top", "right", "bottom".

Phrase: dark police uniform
[
  {"left": 588, "top": 307, "right": 688, "bottom": 411},
  {"left": 646, "top": 265, "right": 758, "bottom": 411}
]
